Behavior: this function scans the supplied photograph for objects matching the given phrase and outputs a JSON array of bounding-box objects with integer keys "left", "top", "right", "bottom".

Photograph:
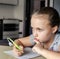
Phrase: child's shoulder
[
  {"left": 53, "top": 33, "right": 60, "bottom": 45},
  {"left": 55, "top": 33, "right": 60, "bottom": 41},
  {"left": 49, "top": 33, "right": 60, "bottom": 51}
]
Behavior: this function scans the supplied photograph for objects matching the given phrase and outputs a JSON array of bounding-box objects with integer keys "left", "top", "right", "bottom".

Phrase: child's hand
[
  {"left": 13, "top": 45, "right": 24, "bottom": 56},
  {"left": 32, "top": 39, "right": 44, "bottom": 54}
]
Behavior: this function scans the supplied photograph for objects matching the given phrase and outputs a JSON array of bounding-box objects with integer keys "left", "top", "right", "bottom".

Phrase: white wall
[
  {"left": 0, "top": 5, "right": 14, "bottom": 18},
  {"left": 14, "top": 0, "right": 25, "bottom": 20}
]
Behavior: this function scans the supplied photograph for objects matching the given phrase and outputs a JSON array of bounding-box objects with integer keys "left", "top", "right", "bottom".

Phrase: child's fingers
[
  {"left": 19, "top": 45, "right": 24, "bottom": 51},
  {"left": 32, "top": 48, "right": 36, "bottom": 53},
  {"left": 13, "top": 45, "right": 24, "bottom": 51},
  {"left": 13, "top": 45, "right": 24, "bottom": 56}
]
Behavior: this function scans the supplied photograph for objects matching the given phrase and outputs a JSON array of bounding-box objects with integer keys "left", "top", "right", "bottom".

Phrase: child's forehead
[
  {"left": 31, "top": 14, "right": 51, "bottom": 27},
  {"left": 31, "top": 14, "right": 50, "bottom": 22}
]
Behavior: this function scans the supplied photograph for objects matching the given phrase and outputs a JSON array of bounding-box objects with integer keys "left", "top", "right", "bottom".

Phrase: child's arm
[
  {"left": 40, "top": 48, "right": 60, "bottom": 59},
  {"left": 32, "top": 43, "right": 60, "bottom": 59},
  {"left": 14, "top": 36, "right": 33, "bottom": 47}
]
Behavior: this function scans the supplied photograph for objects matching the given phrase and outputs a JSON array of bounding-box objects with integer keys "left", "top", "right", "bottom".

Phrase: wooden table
[{"left": 0, "top": 45, "right": 46, "bottom": 59}]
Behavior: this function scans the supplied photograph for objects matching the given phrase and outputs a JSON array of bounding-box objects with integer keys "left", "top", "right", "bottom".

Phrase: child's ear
[{"left": 52, "top": 26, "right": 58, "bottom": 33}]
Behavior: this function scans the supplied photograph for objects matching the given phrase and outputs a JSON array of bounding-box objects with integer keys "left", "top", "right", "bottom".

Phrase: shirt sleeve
[{"left": 29, "top": 34, "right": 35, "bottom": 45}]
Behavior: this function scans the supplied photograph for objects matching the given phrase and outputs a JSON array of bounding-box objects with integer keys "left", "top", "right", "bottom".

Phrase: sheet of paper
[{"left": 4, "top": 47, "right": 40, "bottom": 59}]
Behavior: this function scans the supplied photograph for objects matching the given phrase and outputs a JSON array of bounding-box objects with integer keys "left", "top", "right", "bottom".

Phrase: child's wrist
[
  {"left": 14, "top": 39, "right": 25, "bottom": 48},
  {"left": 18, "top": 39, "right": 25, "bottom": 48}
]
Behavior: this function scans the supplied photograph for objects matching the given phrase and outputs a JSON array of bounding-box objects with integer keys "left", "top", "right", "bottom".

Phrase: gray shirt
[{"left": 30, "top": 34, "right": 60, "bottom": 52}]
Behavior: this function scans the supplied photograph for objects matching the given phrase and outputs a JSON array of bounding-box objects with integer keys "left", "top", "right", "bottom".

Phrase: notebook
[{"left": 4, "top": 47, "right": 40, "bottom": 59}]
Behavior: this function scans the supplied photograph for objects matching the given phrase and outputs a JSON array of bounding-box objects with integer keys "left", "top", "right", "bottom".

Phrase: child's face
[{"left": 31, "top": 14, "right": 56, "bottom": 43}]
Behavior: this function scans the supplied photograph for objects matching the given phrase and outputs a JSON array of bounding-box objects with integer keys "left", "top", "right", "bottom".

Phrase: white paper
[{"left": 4, "top": 47, "right": 40, "bottom": 59}]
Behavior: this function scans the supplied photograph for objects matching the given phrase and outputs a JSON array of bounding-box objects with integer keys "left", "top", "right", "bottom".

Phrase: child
[{"left": 13, "top": 7, "right": 60, "bottom": 59}]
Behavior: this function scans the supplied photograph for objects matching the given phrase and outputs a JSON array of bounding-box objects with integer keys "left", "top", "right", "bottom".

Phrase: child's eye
[{"left": 37, "top": 28, "right": 43, "bottom": 32}]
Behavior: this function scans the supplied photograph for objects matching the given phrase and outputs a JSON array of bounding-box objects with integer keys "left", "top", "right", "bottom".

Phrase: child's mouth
[{"left": 34, "top": 38, "right": 40, "bottom": 43}]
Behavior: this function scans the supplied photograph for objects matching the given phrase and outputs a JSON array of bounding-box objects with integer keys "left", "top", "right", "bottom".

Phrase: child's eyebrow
[{"left": 31, "top": 27, "right": 43, "bottom": 30}]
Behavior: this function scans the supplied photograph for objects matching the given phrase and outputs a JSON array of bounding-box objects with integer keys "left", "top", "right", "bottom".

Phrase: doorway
[{"left": 24, "top": 0, "right": 33, "bottom": 36}]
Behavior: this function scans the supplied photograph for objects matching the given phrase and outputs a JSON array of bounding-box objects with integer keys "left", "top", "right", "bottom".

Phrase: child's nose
[{"left": 33, "top": 30, "right": 38, "bottom": 37}]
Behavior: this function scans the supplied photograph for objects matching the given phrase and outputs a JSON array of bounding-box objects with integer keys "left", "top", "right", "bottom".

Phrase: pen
[{"left": 7, "top": 37, "right": 21, "bottom": 50}]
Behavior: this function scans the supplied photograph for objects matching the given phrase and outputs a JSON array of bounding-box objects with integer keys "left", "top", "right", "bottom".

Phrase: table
[{"left": 0, "top": 45, "right": 46, "bottom": 59}]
